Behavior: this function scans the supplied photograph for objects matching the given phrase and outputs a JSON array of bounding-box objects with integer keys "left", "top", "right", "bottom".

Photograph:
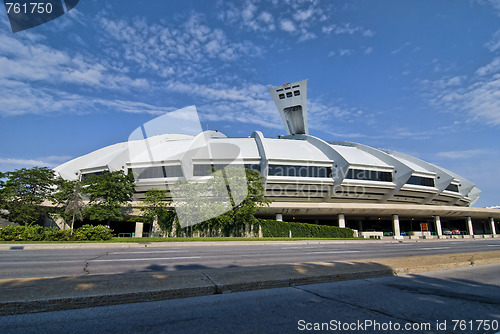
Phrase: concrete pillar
[
  {"left": 490, "top": 218, "right": 497, "bottom": 235},
  {"left": 466, "top": 216, "right": 474, "bottom": 236},
  {"left": 434, "top": 216, "right": 442, "bottom": 236},
  {"left": 358, "top": 219, "right": 363, "bottom": 232},
  {"left": 392, "top": 215, "right": 400, "bottom": 237},
  {"left": 338, "top": 214, "right": 345, "bottom": 228},
  {"left": 134, "top": 222, "right": 144, "bottom": 238},
  {"left": 276, "top": 213, "right": 283, "bottom": 222}
]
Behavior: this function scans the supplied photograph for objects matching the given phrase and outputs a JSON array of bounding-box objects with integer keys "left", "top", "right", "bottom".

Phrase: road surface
[{"left": 1, "top": 239, "right": 499, "bottom": 279}]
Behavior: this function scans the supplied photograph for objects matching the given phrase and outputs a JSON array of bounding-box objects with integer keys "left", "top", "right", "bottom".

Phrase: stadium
[{"left": 54, "top": 80, "right": 500, "bottom": 238}]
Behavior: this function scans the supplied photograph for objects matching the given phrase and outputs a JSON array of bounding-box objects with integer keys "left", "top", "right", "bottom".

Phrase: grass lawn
[{"left": 0, "top": 236, "right": 363, "bottom": 243}]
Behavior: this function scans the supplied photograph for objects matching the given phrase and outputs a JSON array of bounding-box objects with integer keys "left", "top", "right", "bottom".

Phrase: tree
[
  {"left": 82, "top": 171, "right": 135, "bottom": 224},
  {"left": 0, "top": 167, "right": 58, "bottom": 225},
  {"left": 170, "top": 167, "right": 270, "bottom": 236},
  {"left": 140, "top": 189, "right": 177, "bottom": 236},
  {"left": 55, "top": 180, "right": 84, "bottom": 234}
]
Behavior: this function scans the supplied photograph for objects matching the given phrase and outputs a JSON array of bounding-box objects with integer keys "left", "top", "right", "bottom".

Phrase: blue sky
[{"left": 0, "top": 0, "right": 499, "bottom": 207}]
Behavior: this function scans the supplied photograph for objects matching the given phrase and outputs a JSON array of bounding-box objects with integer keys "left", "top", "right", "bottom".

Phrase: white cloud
[
  {"left": 0, "top": 158, "right": 59, "bottom": 168},
  {"left": 322, "top": 23, "right": 374, "bottom": 37},
  {"left": 280, "top": 19, "right": 296, "bottom": 32},
  {"left": 423, "top": 55, "right": 500, "bottom": 126},
  {"left": 364, "top": 47, "right": 373, "bottom": 55},
  {"left": 475, "top": 56, "right": 500, "bottom": 76},
  {"left": 435, "top": 149, "right": 490, "bottom": 159},
  {"left": 339, "top": 49, "right": 352, "bottom": 56},
  {"left": 485, "top": 29, "right": 500, "bottom": 51},
  {"left": 293, "top": 8, "right": 314, "bottom": 22}
]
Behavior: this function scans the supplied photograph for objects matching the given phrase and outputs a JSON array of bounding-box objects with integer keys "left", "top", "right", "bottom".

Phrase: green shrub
[
  {"left": 257, "top": 219, "right": 354, "bottom": 238},
  {"left": 0, "top": 225, "right": 25, "bottom": 241},
  {"left": 0, "top": 225, "right": 72, "bottom": 241},
  {"left": 44, "top": 228, "right": 71, "bottom": 241},
  {"left": 73, "top": 224, "right": 113, "bottom": 241}
]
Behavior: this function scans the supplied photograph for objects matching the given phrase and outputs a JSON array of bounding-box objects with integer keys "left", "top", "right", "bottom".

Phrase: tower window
[
  {"left": 286, "top": 92, "right": 292, "bottom": 97},
  {"left": 279, "top": 93, "right": 285, "bottom": 99},
  {"left": 294, "top": 90, "right": 300, "bottom": 96}
]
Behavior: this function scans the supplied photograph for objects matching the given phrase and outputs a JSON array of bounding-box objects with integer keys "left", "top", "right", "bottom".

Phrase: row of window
[
  {"left": 345, "top": 169, "right": 393, "bottom": 182},
  {"left": 131, "top": 166, "right": 184, "bottom": 179},
  {"left": 193, "top": 164, "right": 260, "bottom": 176},
  {"left": 406, "top": 175, "right": 435, "bottom": 188},
  {"left": 127, "top": 165, "right": 458, "bottom": 193},
  {"left": 278, "top": 90, "right": 300, "bottom": 99},
  {"left": 275, "top": 84, "right": 300, "bottom": 93},
  {"left": 268, "top": 165, "right": 333, "bottom": 178},
  {"left": 445, "top": 183, "right": 460, "bottom": 192},
  {"left": 131, "top": 164, "right": 261, "bottom": 179}
]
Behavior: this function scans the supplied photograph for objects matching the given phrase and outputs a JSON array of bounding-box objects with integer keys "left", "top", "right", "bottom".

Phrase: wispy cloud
[
  {"left": 420, "top": 29, "right": 500, "bottom": 127},
  {"left": 435, "top": 149, "right": 490, "bottom": 159},
  {"left": 0, "top": 156, "right": 71, "bottom": 169}
]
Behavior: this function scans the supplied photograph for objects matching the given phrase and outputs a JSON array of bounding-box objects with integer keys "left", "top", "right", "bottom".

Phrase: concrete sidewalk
[
  {"left": 1, "top": 250, "right": 500, "bottom": 316},
  {"left": 0, "top": 236, "right": 495, "bottom": 250}
]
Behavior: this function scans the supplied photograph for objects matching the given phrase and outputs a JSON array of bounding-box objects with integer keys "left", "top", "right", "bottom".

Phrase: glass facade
[
  {"left": 406, "top": 175, "right": 435, "bottom": 187},
  {"left": 193, "top": 164, "right": 258, "bottom": 176},
  {"left": 268, "top": 165, "right": 332, "bottom": 178},
  {"left": 345, "top": 169, "right": 393, "bottom": 182},
  {"left": 445, "top": 183, "right": 459, "bottom": 192},
  {"left": 132, "top": 165, "right": 183, "bottom": 179}
]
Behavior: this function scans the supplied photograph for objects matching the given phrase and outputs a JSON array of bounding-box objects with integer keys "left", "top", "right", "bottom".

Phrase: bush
[
  {"left": 0, "top": 225, "right": 25, "bottom": 241},
  {"left": 73, "top": 224, "right": 113, "bottom": 241},
  {"left": 257, "top": 219, "right": 354, "bottom": 238},
  {"left": 44, "top": 228, "right": 71, "bottom": 241},
  {"left": 0, "top": 225, "right": 72, "bottom": 241}
]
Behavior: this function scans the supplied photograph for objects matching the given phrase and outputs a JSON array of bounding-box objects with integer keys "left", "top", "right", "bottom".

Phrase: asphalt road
[
  {"left": 1, "top": 239, "right": 500, "bottom": 279},
  {"left": 1, "top": 263, "right": 499, "bottom": 334}
]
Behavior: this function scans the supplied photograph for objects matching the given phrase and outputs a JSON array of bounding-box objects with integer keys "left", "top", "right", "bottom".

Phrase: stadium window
[
  {"left": 133, "top": 165, "right": 183, "bottom": 179},
  {"left": 244, "top": 164, "right": 261, "bottom": 172},
  {"left": 445, "top": 183, "right": 459, "bottom": 192},
  {"left": 406, "top": 175, "right": 435, "bottom": 187},
  {"left": 294, "top": 90, "right": 300, "bottom": 96},
  {"left": 344, "top": 169, "right": 393, "bottom": 182},
  {"left": 279, "top": 93, "right": 285, "bottom": 99},
  {"left": 285, "top": 86, "right": 291, "bottom": 90},
  {"left": 286, "top": 92, "right": 293, "bottom": 98},
  {"left": 292, "top": 85, "right": 299, "bottom": 88},
  {"left": 276, "top": 89, "right": 283, "bottom": 92},
  {"left": 268, "top": 165, "right": 332, "bottom": 178}
]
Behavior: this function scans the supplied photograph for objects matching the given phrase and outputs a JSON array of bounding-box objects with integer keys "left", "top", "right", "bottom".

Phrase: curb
[
  {"left": 1, "top": 250, "right": 499, "bottom": 316},
  {"left": 0, "top": 237, "right": 493, "bottom": 250}
]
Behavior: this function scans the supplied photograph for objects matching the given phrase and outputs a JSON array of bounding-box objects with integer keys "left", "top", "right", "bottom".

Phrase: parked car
[
  {"left": 450, "top": 228, "right": 461, "bottom": 235},
  {"left": 442, "top": 228, "right": 452, "bottom": 235}
]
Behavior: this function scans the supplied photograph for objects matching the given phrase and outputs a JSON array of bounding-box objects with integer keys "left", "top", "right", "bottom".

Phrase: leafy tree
[
  {"left": 140, "top": 189, "right": 178, "bottom": 236},
  {"left": 82, "top": 171, "right": 135, "bottom": 224},
  {"left": 54, "top": 179, "right": 84, "bottom": 234},
  {"left": 171, "top": 167, "right": 270, "bottom": 236},
  {"left": 0, "top": 167, "right": 58, "bottom": 225}
]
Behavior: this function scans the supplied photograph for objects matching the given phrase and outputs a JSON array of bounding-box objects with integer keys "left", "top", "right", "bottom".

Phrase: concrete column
[
  {"left": 466, "top": 216, "right": 474, "bottom": 236},
  {"left": 358, "top": 219, "right": 363, "bottom": 232},
  {"left": 490, "top": 218, "right": 497, "bottom": 235},
  {"left": 134, "top": 222, "right": 144, "bottom": 238},
  {"left": 338, "top": 214, "right": 345, "bottom": 228},
  {"left": 276, "top": 213, "right": 283, "bottom": 222},
  {"left": 392, "top": 215, "right": 400, "bottom": 236},
  {"left": 434, "top": 216, "right": 442, "bottom": 236}
]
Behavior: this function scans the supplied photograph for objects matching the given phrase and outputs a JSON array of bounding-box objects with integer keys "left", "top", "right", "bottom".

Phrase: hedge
[
  {"left": 257, "top": 219, "right": 354, "bottom": 238},
  {"left": 0, "top": 225, "right": 113, "bottom": 241}
]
